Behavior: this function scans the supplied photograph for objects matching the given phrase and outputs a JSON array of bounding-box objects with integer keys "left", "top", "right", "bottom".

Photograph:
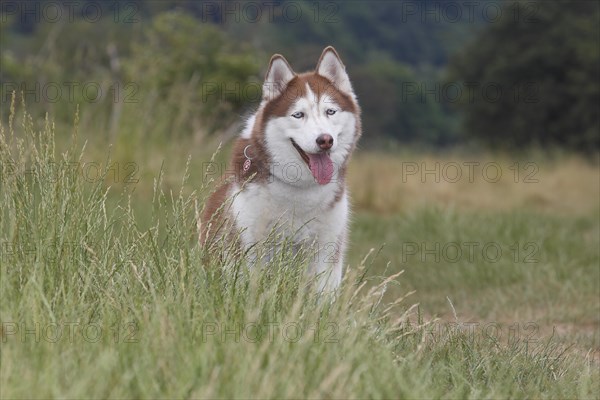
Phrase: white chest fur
[{"left": 229, "top": 180, "right": 349, "bottom": 291}]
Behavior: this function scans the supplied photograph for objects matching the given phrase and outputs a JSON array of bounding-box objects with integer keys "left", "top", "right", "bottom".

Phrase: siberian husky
[{"left": 200, "top": 46, "right": 361, "bottom": 292}]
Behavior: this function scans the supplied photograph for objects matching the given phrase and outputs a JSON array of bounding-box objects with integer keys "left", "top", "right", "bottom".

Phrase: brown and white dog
[{"left": 201, "top": 46, "right": 361, "bottom": 292}]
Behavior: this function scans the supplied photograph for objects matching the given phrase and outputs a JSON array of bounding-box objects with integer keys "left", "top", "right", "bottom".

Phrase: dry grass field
[{"left": 349, "top": 151, "right": 599, "bottom": 215}]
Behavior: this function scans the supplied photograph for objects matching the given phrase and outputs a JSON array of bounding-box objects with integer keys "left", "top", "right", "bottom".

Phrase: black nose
[{"left": 316, "top": 134, "right": 334, "bottom": 150}]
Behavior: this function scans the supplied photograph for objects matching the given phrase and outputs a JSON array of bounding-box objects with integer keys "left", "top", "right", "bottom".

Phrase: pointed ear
[
  {"left": 263, "top": 54, "right": 296, "bottom": 101},
  {"left": 316, "top": 46, "right": 353, "bottom": 94}
]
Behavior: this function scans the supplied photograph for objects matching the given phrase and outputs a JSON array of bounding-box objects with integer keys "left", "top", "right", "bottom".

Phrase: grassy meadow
[{"left": 1, "top": 103, "right": 599, "bottom": 398}]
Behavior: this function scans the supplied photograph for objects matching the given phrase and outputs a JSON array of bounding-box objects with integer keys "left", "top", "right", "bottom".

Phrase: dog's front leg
[{"left": 313, "top": 236, "right": 345, "bottom": 294}]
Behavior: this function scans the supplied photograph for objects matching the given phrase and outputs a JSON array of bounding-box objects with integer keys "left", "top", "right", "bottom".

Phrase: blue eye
[
  {"left": 326, "top": 109, "right": 337, "bottom": 116},
  {"left": 291, "top": 111, "right": 304, "bottom": 119}
]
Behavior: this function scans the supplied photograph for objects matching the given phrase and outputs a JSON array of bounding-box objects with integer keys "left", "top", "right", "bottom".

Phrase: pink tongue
[{"left": 307, "top": 153, "right": 334, "bottom": 185}]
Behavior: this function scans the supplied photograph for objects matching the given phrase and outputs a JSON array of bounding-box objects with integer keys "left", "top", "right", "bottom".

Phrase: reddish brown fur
[{"left": 263, "top": 73, "right": 358, "bottom": 120}]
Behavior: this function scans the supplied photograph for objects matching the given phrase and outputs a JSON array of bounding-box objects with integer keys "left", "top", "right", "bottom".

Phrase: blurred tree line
[
  {"left": 1, "top": 0, "right": 598, "bottom": 151},
  {"left": 447, "top": 1, "right": 599, "bottom": 150}
]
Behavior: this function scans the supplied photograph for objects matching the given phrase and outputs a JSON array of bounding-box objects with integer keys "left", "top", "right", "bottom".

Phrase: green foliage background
[
  {"left": 447, "top": 1, "right": 600, "bottom": 151},
  {"left": 1, "top": 0, "right": 598, "bottom": 150}
]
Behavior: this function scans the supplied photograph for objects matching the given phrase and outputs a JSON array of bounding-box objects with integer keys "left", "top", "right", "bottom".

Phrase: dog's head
[{"left": 251, "top": 46, "right": 361, "bottom": 187}]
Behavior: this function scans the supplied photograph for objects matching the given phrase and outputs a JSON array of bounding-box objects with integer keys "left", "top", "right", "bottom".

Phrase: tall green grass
[{"left": 1, "top": 103, "right": 598, "bottom": 398}]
